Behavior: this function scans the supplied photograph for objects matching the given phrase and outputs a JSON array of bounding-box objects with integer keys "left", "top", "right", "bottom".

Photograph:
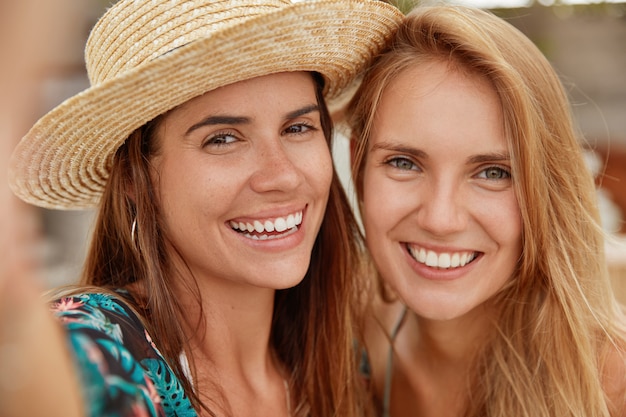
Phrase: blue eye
[
  {"left": 387, "top": 157, "right": 418, "bottom": 171},
  {"left": 478, "top": 166, "right": 511, "bottom": 180}
]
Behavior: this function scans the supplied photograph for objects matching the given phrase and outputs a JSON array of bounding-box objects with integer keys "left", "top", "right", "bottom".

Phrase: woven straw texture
[{"left": 9, "top": 0, "right": 402, "bottom": 210}]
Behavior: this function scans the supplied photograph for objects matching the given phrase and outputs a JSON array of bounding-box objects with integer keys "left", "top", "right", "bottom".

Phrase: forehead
[
  {"left": 382, "top": 60, "right": 500, "bottom": 118},
  {"left": 383, "top": 60, "right": 494, "bottom": 108},
  {"left": 372, "top": 61, "right": 506, "bottom": 153},
  {"left": 178, "top": 71, "right": 316, "bottom": 109}
]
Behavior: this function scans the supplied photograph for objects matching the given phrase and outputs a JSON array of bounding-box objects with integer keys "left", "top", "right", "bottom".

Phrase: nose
[
  {"left": 249, "top": 137, "right": 304, "bottom": 193},
  {"left": 416, "top": 178, "right": 468, "bottom": 237}
]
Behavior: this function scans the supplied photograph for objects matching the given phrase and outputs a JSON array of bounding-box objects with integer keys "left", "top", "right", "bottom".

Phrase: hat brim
[{"left": 9, "top": 0, "right": 401, "bottom": 210}]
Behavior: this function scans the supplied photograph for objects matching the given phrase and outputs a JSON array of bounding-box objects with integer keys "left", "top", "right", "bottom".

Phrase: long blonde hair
[{"left": 347, "top": 6, "right": 625, "bottom": 416}]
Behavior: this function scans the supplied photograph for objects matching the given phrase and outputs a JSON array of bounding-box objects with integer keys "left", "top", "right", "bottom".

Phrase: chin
[{"left": 265, "top": 266, "right": 309, "bottom": 290}]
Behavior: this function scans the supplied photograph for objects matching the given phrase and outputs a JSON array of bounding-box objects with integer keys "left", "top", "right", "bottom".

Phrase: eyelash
[
  {"left": 385, "top": 156, "right": 419, "bottom": 171},
  {"left": 203, "top": 131, "right": 237, "bottom": 147},
  {"left": 477, "top": 165, "right": 511, "bottom": 180},
  {"left": 284, "top": 122, "right": 315, "bottom": 135},
  {"left": 384, "top": 157, "right": 512, "bottom": 181},
  {"left": 203, "top": 122, "right": 316, "bottom": 148}
]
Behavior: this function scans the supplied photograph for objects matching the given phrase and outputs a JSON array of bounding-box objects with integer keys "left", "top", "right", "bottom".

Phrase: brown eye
[
  {"left": 284, "top": 123, "right": 313, "bottom": 135},
  {"left": 203, "top": 132, "right": 238, "bottom": 147}
]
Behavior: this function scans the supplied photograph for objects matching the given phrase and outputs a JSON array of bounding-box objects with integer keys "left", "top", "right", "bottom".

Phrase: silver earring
[{"left": 131, "top": 218, "right": 138, "bottom": 245}]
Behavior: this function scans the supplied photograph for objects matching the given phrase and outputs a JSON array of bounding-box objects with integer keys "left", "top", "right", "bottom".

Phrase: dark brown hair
[{"left": 80, "top": 72, "right": 371, "bottom": 416}]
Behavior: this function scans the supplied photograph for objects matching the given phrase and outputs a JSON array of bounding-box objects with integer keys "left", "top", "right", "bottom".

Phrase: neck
[
  {"left": 175, "top": 278, "right": 291, "bottom": 416},
  {"left": 400, "top": 305, "right": 496, "bottom": 397},
  {"left": 389, "top": 308, "right": 494, "bottom": 417},
  {"left": 179, "top": 278, "right": 277, "bottom": 375},
  {"left": 411, "top": 308, "right": 491, "bottom": 366}
]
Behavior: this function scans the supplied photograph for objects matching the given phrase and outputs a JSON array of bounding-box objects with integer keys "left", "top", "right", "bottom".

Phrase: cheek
[
  {"left": 361, "top": 169, "right": 399, "bottom": 241},
  {"left": 361, "top": 170, "right": 380, "bottom": 227},
  {"left": 321, "top": 154, "right": 334, "bottom": 191},
  {"left": 157, "top": 160, "right": 196, "bottom": 206},
  {"left": 499, "top": 196, "right": 522, "bottom": 241},
  {"left": 481, "top": 193, "right": 523, "bottom": 257},
  {"left": 306, "top": 143, "right": 334, "bottom": 195},
  {"left": 506, "top": 209, "right": 523, "bottom": 259},
  {"left": 361, "top": 174, "right": 408, "bottom": 289},
  {"left": 156, "top": 158, "right": 228, "bottom": 225}
]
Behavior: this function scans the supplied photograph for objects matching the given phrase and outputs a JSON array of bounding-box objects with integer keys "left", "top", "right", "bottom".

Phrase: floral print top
[{"left": 51, "top": 292, "right": 197, "bottom": 417}]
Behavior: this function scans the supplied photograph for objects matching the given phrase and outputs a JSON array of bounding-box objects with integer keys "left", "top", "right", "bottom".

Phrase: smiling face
[
  {"left": 361, "top": 61, "right": 522, "bottom": 321},
  {"left": 150, "top": 72, "right": 332, "bottom": 291}
]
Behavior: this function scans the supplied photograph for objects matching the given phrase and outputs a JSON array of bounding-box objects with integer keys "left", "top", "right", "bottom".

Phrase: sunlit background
[
  {"left": 1, "top": 0, "right": 625, "bottom": 297},
  {"left": 461, "top": 0, "right": 624, "bottom": 7}
]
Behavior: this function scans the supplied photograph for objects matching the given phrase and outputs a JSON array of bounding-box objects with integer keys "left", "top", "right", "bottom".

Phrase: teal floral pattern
[{"left": 51, "top": 293, "right": 197, "bottom": 417}]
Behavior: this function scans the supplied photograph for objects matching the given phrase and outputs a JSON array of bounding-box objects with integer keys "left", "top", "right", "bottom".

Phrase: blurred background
[{"left": 1, "top": 0, "right": 625, "bottom": 298}]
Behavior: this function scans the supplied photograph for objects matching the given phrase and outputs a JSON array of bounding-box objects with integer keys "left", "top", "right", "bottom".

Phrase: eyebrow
[
  {"left": 371, "top": 141, "right": 510, "bottom": 163},
  {"left": 185, "top": 115, "right": 249, "bottom": 136},
  {"left": 286, "top": 104, "right": 319, "bottom": 119},
  {"left": 184, "top": 103, "right": 320, "bottom": 136},
  {"left": 466, "top": 152, "right": 510, "bottom": 164},
  {"left": 370, "top": 142, "right": 428, "bottom": 159}
]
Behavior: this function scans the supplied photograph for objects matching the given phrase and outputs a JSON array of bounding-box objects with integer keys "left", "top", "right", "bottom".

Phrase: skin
[
  {"left": 150, "top": 71, "right": 333, "bottom": 416},
  {"left": 361, "top": 61, "right": 523, "bottom": 417}
]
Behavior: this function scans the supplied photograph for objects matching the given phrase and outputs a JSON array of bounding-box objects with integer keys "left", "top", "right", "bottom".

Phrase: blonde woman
[
  {"left": 347, "top": 6, "right": 626, "bottom": 417},
  {"left": 2, "top": 0, "right": 402, "bottom": 416}
]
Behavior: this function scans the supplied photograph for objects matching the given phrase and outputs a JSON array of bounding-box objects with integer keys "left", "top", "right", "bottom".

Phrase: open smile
[
  {"left": 406, "top": 244, "right": 480, "bottom": 269},
  {"left": 229, "top": 210, "right": 303, "bottom": 240}
]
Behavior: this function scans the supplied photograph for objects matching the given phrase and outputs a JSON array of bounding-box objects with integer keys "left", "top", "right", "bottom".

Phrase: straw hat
[{"left": 9, "top": 0, "right": 402, "bottom": 210}]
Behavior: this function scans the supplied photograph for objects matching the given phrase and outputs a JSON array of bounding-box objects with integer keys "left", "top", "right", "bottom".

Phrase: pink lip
[{"left": 228, "top": 204, "right": 307, "bottom": 225}]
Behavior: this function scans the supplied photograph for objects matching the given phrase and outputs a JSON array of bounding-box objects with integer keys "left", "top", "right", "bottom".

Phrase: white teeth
[
  {"left": 450, "top": 253, "right": 460, "bottom": 268},
  {"left": 425, "top": 251, "right": 438, "bottom": 267},
  {"left": 439, "top": 253, "right": 451, "bottom": 268},
  {"left": 274, "top": 217, "right": 287, "bottom": 232},
  {"left": 229, "top": 211, "right": 303, "bottom": 236},
  {"left": 408, "top": 246, "right": 476, "bottom": 269}
]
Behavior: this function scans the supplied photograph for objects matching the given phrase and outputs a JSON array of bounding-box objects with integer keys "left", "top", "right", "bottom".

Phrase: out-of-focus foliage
[{"left": 384, "top": 0, "right": 420, "bottom": 14}]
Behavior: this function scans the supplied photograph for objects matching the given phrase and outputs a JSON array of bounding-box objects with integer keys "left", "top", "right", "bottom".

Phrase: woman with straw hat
[{"left": 2, "top": 0, "right": 402, "bottom": 416}]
